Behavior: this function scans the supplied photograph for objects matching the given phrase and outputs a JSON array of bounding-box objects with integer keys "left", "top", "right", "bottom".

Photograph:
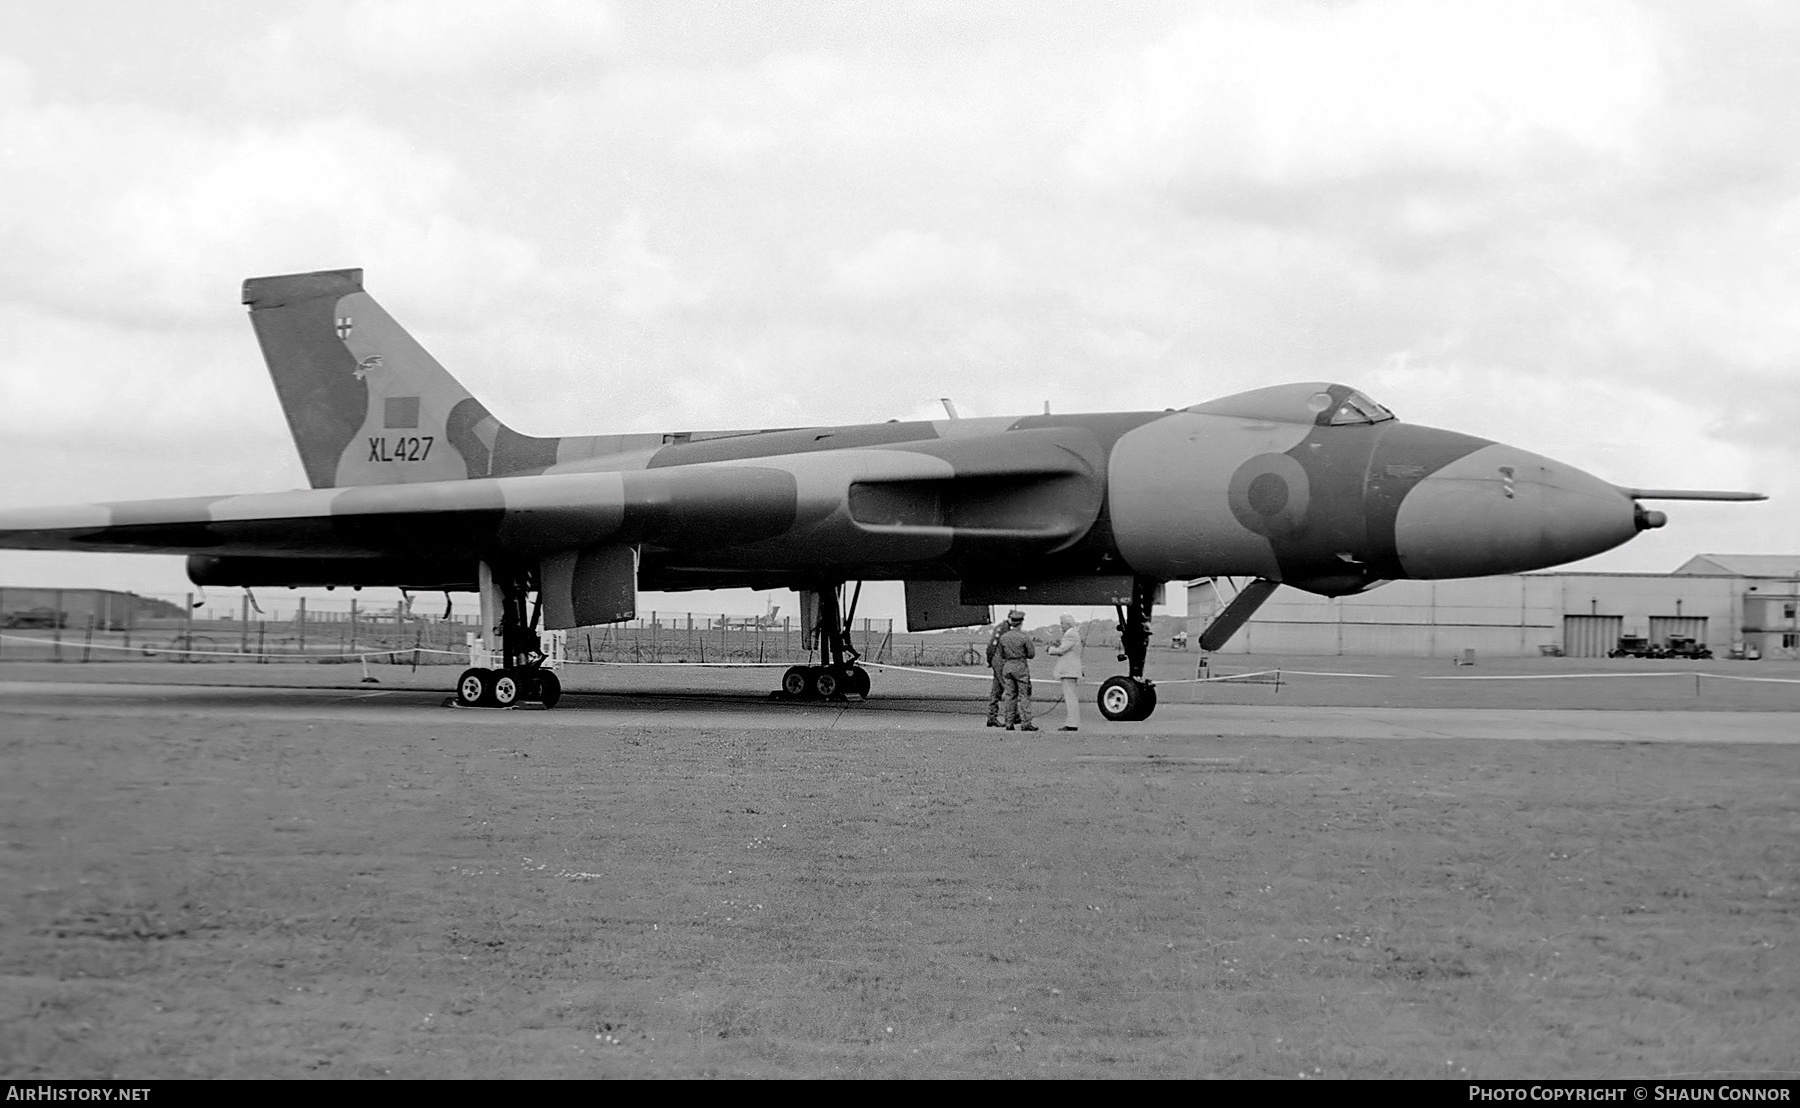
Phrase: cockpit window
[
  {"left": 1325, "top": 390, "right": 1395, "bottom": 426},
  {"left": 1185, "top": 382, "right": 1398, "bottom": 426}
]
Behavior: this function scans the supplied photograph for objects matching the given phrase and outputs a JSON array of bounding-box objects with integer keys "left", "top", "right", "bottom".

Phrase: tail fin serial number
[{"left": 368, "top": 436, "right": 434, "bottom": 462}]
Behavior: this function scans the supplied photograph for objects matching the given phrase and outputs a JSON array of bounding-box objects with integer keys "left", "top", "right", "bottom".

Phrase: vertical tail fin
[{"left": 243, "top": 268, "right": 555, "bottom": 488}]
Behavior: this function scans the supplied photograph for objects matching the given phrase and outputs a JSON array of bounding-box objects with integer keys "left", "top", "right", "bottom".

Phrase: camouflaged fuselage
[{"left": 1, "top": 388, "right": 1645, "bottom": 599}]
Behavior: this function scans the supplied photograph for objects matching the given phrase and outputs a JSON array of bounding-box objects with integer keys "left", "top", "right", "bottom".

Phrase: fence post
[
  {"left": 183, "top": 592, "right": 194, "bottom": 662},
  {"left": 258, "top": 620, "right": 267, "bottom": 663},
  {"left": 240, "top": 594, "right": 250, "bottom": 658},
  {"left": 123, "top": 593, "right": 133, "bottom": 654}
]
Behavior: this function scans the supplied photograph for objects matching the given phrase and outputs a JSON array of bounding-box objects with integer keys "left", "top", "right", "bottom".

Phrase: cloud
[
  {"left": 0, "top": 54, "right": 30, "bottom": 104},
  {"left": 594, "top": 212, "right": 709, "bottom": 319},
  {"left": 830, "top": 230, "right": 1022, "bottom": 301},
  {"left": 1072, "top": 0, "right": 1662, "bottom": 195},
  {"left": 4, "top": 0, "right": 1796, "bottom": 582},
  {"left": 0, "top": 57, "right": 542, "bottom": 329},
  {"left": 247, "top": 0, "right": 615, "bottom": 88}
]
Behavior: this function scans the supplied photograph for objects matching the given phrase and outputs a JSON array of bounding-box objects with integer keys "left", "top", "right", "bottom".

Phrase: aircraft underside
[{"left": 389, "top": 553, "right": 1167, "bottom": 721}]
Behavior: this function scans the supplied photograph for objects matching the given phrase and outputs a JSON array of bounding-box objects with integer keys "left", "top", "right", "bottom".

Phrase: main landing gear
[
  {"left": 454, "top": 563, "right": 562, "bottom": 709},
  {"left": 775, "top": 582, "right": 871, "bottom": 702},
  {"left": 456, "top": 665, "right": 561, "bottom": 709},
  {"left": 1097, "top": 577, "right": 1158, "bottom": 722}
]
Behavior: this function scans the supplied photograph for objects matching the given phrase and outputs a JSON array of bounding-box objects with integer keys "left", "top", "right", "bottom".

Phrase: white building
[{"left": 1187, "top": 554, "right": 1800, "bottom": 660}]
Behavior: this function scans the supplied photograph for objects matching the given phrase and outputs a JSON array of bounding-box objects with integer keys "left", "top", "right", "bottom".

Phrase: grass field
[{"left": 1, "top": 664, "right": 1796, "bottom": 1078}]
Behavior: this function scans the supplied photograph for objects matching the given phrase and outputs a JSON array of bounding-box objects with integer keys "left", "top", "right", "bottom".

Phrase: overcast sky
[{"left": 1, "top": 0, "right": 1794, "bottom": 618}]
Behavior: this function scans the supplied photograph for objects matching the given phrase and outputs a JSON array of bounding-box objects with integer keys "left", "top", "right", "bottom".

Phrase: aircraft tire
[
  {"left": 848, "top": 665, "right": 871, "bottom": 699},
  {"left": 1097, "top": 676, "right": 1157, "bottom": 722},
  {"left": 1137, "top": 682, "right": 1158, "bottom": 719},
  {"left": 456, "top": 668, "right": 491, "bottom": 707},
  {"left": 492, "top": 670, "right": 522, "bottom": 708},
  {"left": 781, "top": 666, "right": 812, "bottom": 698},
  {"left": 812, "top": 667, "right": 843, "bottom": 699},
  {"left": 537, "top": 670, "right": 561, "bottom": 708}
]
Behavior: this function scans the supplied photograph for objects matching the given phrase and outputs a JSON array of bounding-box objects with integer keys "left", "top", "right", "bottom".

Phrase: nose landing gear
[
  {"left": 1098, "top": 577, "right": 1160, "bottom": 721},
  {"left": 1097, "top": 674, "right": 1157, "bottom": 722}
]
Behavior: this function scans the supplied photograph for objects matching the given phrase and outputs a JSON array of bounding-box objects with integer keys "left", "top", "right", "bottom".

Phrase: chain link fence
[{"left": 0, "top": 588, "right": 1003, "bottom": 667}]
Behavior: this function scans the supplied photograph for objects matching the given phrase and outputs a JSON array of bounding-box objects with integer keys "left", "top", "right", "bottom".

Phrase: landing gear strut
[
  {"left": 776, "top": 582, "right": 871, "bottom": 701},
  {"left": 1097, "top": 577, "right": 1159, "bottom": 722},
  {"left": 454, "top": 562, "right": 562, "bottom": 708}
]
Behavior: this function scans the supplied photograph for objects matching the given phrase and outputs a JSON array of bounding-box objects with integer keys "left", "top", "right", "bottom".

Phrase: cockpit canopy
[{"left": 1186, "top": 382, "right": 1396, "bottom": 427}]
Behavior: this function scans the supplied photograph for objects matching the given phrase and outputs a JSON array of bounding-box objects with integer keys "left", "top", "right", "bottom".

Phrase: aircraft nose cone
[{"left": 1393, "top": 443, "right": 1638, "bottom": 579}]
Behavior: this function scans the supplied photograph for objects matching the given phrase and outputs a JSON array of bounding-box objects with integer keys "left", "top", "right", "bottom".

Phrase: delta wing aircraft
[{"left": 0, "top": 269, "right": 1767, "bottom": 719}]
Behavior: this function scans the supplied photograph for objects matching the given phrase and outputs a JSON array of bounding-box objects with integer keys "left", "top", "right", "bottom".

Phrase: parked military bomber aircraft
[{"left": 0, "top": 269, "right": 1766, "bottom": 719}]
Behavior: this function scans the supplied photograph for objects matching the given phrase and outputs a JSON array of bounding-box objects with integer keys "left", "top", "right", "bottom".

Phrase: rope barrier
[
  {"left": 865, "top": 662, "right": 993, "bottom": 681},
  {"left": 556, "top": 658, "right": 792, "bottom": 669},
  {"left": 4, "top": 632, "right": 1798, "bottom": 686},
  {"left": 0, "top": 632, "right": 465, "bottom": 663}
]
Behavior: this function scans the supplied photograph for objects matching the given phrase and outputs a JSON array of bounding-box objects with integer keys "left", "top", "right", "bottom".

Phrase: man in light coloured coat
[
  {"left": 995, "top": 610, "right": 1038, "bottom": 731},
  {"left": 1046, "top": 613, "right": 1083, "bottom": 731}
]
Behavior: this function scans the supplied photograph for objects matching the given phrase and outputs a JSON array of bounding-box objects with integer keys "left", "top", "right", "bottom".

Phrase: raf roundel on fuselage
[{"left": 1185, "top": 382, "right": 1397, "bottom": 427}]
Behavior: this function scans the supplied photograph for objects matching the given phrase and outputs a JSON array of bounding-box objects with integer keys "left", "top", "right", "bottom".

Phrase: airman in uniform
[
  {"left": 984, "top": 614, "right": 1009, "bottom": 727},
  {"left": 995, "top": 609, "right": 1037, "bottom": 731}
]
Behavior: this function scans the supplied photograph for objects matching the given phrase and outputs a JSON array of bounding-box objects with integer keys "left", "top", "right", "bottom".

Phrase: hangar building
[{"left": 1188, "top": 554, "right": 1800, "bottom": 660}]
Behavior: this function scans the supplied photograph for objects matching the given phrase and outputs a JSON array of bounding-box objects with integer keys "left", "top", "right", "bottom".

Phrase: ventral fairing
[{"left": 0, "top": 270, "right": 1765, "bottom": 720}]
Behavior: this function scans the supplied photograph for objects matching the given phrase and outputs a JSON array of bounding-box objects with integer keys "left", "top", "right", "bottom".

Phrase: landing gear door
[
  {"left": 539, "top": 544, "right": 638, "bottom": 630},
  {"left": 798, "top": 589, "right": 819, "bottom": 646},
  {"left": 904, "top": 580, "right": 991, "bottom": 632}
]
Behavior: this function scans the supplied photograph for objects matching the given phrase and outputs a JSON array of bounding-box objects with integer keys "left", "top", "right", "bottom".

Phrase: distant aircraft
[{"left": 0, "top": 269, "right": 1766, "bottom": 719}]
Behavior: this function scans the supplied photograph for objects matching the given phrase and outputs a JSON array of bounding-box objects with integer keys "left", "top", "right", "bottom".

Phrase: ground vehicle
[
  {"left": 1664, "top": 635, "right": 1713, "bottom": 659},
  {"left": 1609, "top": 634, "right": 1714, "bottom": 659}
]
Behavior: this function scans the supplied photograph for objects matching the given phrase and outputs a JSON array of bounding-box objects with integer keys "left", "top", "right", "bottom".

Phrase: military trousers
[{"left": 1000, "top": 667, "right": 1033, "bottom": 726}]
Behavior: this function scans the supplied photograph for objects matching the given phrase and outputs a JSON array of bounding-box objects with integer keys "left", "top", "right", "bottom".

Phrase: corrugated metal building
[
  {"left": 1188, "top": 553, "right": 1800, "bottom": 660},
  {"left": 1673, "top": 555, "right": 1800, "bottom": 661}
]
